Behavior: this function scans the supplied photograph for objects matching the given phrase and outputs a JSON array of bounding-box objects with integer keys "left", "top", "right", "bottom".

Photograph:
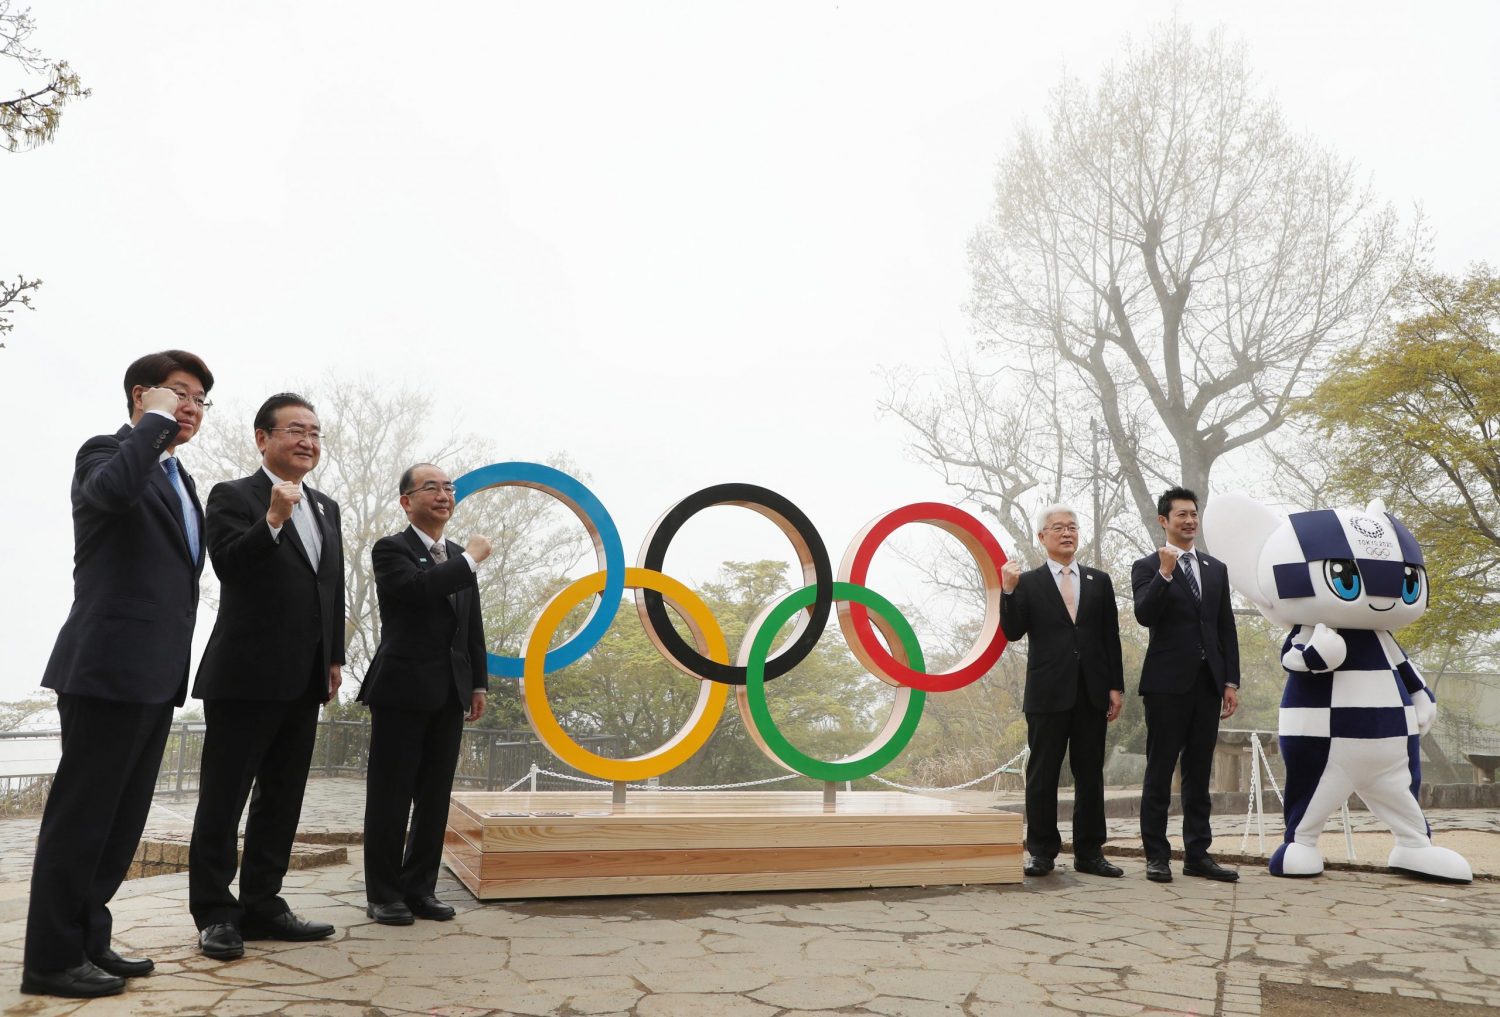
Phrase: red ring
[{"left": 837, "top": 503, "right": 1008, "bottom": 692}]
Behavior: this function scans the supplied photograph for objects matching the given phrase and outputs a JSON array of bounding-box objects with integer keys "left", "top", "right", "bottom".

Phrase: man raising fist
[{"left": 358, "top": 464, "right": 493, "bottom": 925}]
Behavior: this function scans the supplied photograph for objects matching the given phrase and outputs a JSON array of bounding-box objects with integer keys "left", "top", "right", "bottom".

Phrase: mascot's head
[{"left": 1202, "top": 493, "right": 1427, "bottom": 631}]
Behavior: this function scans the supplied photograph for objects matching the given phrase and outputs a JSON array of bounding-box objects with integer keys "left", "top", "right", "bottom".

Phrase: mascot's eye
[
  {"left": 1323, "top": 559, "right": 1362, "bottom": 601},
  {"left": 1402, "top": 565, "right": 1423, "bottom": 605}
]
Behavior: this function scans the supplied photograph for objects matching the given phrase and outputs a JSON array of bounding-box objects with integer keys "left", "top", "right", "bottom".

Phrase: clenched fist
[
  {"left": 141, "top": 386, "right": 181, "bottom": 416},
  {"left": 267, "top": 481, "right": 303, "bottom": 528},
  {"left": 1158, "top": 546, "right": 1179, "bottom": 578},
  {"left": 1001, "top": 558, "right": 1023, "bottom": 594},
  {"left": 465, "top": 534, "right": 492, "bottom": 563}
]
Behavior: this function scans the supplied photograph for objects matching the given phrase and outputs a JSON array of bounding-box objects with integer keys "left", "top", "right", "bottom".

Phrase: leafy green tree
[{"left": 1306, "top": 266, "right": 1500, "bottom": 660}]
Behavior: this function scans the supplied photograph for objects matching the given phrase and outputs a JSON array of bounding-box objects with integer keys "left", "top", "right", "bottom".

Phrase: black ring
[{"left": 636, "top": 483, "right": 833, "bottom": 686}]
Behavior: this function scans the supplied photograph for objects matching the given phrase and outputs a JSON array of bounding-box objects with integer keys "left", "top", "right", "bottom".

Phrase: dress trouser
[
  {"left": 1140, "top": 663, "right": 1222, "bottom": 862},
  {"left": 363, "top": 687, "right": 465, "bottom": 904},
  {"left": 25, "top": 694, "right": 174, "bottom": 971},
  {"left": 1023, "top": 670, "right": 1108, "bottom": 861},
  {"left": 188, "top": 693, "right": 320, "bottom": 929}
]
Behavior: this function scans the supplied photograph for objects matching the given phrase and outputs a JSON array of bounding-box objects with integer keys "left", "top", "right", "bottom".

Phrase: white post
[
  {"left": 1340, "top": 800, "right": 1356, "bottom": 861},
  {"left": 528, "top": 762, "right": 538, "bottom": 793}
]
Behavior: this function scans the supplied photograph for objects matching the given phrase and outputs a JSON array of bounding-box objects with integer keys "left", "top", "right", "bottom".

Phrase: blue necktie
[{"left": 163, "top": 457, "right": 200, "bottom": 561}]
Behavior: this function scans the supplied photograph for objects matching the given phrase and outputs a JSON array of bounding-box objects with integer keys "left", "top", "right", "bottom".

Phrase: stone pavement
[{"left": 0, "top": 780, "right": 1497, "bottom": 1016}]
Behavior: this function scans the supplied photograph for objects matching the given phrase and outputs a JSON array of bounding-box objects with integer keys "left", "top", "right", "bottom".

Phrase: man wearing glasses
[
  {"left": 188, "top": 393, "right": 345, "bottom": 960},
  {"left": 22, "top": 352, "right": 213, "bottom": 998},
  {"left": 1000, "top": 506, "right": 1125, "bottom": 880},
  {"left": 358, "top": 464, "right": 491, "bottom": 925}
]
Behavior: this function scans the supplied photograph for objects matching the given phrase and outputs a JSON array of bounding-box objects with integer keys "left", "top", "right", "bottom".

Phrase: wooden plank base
[{"left": 444, "top": 790, "right": 1022, "bottom": 899}]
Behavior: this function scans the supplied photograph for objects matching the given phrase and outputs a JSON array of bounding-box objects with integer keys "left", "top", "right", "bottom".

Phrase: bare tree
[
  {"left": 882, "top": 346, "right": 1137, "bottom": 564},
  {"left": 961, "top": 20, "right": 1415, "bottom": 544},
  {"left": 187, "top": 376, "right": 589, "bottom": 700}
]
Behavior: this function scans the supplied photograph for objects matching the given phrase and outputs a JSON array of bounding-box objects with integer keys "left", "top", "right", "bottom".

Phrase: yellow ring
[{"left": 522, "top": 567, "right": 729, "bottom": 782}]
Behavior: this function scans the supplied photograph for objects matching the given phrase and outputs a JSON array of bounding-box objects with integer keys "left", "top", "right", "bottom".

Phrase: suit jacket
[
  {"left": 42, "top": 419, "right": 205, "bottom": 706},
  {"left": 1132, "top": 548, "right": 1240, "bottom": 695},
  {"left": 1000, "top": 562, "right": 1124, "bottom": 713},
  {"left": 193, "top": 469, "right": 345, "bottom": 702},
  {"left": 358, "top": 527, "right": 487, "bottom": 711}
]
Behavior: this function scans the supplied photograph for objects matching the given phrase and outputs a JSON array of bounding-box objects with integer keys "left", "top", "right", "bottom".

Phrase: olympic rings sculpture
[{"left": 454, "top": 463, "right": 1010, "bottom": 784}]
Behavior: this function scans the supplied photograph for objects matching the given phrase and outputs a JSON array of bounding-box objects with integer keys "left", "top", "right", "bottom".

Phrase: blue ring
[{"left": 453, "top": 462, "right": 624, "bottom": 678}]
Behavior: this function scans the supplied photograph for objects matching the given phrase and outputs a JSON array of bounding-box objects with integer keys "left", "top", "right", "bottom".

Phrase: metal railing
[{"left": 0, "top": 722, "right": 621, "bottom": 809}]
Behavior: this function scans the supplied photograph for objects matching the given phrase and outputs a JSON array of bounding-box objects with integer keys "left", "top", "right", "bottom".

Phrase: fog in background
[{"left": 3, "top": 0, "right": 1497, "bottom": 704}]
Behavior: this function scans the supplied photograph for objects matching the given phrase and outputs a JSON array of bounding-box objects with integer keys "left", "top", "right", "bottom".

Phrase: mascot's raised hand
[{"left": 1203, "top": 493, "right": 1471, "bottom": 884}]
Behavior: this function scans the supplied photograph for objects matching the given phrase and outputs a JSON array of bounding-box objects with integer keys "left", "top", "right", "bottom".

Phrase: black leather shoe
[
  {"left": 1183, "top": 856, "right": 1240, "bottom": 882},
  {"left": 366, "top": 901, "right": 415, "bottom": 926},
  {"left": 20, "top": 960, "right": 126, "bottom": 998},
  {"left": 1145, "top": 858, "right": 1174, "bottom": 883},
  {"left": 405, "top": 895, "right": 456, "bottom": 921},
  {"left": 1073, "top": 856, "right": 1124, "bottom": 878},
  {"left": 241, "top": 911, "right": 335, "bottom": 941},
  {"left": 1023, "top": 856, "right": 1055, "bottom": 877},
  {"left": 199, "top": 923, "right": 244, "bottom": 960},
  {"left": 89, "top": 948, "right": 154, "bottom": 978}
]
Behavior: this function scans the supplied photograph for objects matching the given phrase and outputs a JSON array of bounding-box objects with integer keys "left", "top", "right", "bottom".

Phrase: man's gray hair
[{"left": 1034, "top": 504, "right": 1079, "bottom": 534}]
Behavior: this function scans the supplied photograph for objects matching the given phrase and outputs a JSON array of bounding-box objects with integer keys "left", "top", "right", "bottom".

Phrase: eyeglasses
[
  {"left": 166, "top": 387, "right": 212, "bottom": 411},
  {"left": 1043, "top": 523, "right": 1080, "bottom": 534},
  {"left": 266, "top": 426, "right": 323, "bottom": 443},
  {"left": 405, "top": 482, "right": 457, "bottom": 496}
]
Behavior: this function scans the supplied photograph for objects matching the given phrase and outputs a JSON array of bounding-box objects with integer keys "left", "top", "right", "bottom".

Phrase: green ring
[{"left": 743, "top": 581, "right": 926, "bottom": 782}]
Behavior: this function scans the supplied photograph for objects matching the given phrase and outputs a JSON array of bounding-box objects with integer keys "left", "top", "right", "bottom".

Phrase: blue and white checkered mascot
[{"left": 1202, "top": 493, "right": 1472, "bottom": 883}]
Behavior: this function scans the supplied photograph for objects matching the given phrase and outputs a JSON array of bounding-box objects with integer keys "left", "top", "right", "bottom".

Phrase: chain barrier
[
  {"left": 510, "top": 749, "right": 1031, "bottom": 796},
  {"left": 868, "top": 747, "right": 1030, "bottom": 793},
  {"left": 1239, "top": 731, "right": 1355, "bottom": 862},
  {"left": 533, "top": 767, "right": 802, "bottom": 792}
]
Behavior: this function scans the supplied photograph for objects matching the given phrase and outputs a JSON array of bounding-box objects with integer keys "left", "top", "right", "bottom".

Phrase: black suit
[
  {"left": 359, "top": 527, "right": 486, "bottom": 904},
  {"left": 1132, "top": 548, "right": 1239, "bottom": 863},
  {"left": 27, "top": 416, "right": 204, "bottom": 971},
  {"left": 1000, "top": 562, "right": 1123, "bottom": 862},
  {"left": 187, "top": 469, "right": 345, "bottom": 929}
]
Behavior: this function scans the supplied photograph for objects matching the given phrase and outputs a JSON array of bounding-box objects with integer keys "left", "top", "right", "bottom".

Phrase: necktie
[
  {"left": 431, "top": 540, "right": 448, "bottom": 564},
  {"left": 1179, "top": 552, "right": 1201, "bottom": 600},
  {"left": 1060, "top": 566, "right": 1077, "bottom": 621},
  {"left": 291, "top": 494, "right": 321, "bottom": 568},
  {"left": 162, "top": 458, "right": 200, "bottom": 561}
]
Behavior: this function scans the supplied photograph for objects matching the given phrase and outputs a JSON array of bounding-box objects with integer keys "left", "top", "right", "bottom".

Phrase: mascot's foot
[
  {"left": 1269, "top": 842, "right": 1324, "bottom": 878},
  {"left": 1388, "top": 844, "right": 1473, "bottom": 884}
]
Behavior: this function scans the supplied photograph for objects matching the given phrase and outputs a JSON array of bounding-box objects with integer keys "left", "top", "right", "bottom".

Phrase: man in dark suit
[
  {"left": 23, "top": 351, "right": 214, "bottom": 998},
  {"left": 1132, "top": 486, "right": 1241, "bottom": 883},
  {"left": 188, "top": 392, "right": 345, "bottom": 959},
  {"left": 359, "top": 463, "right": 491, "bottom": 925},
  {"left": 1000, "top": 505, "right": 1125, "bottom": 879}
]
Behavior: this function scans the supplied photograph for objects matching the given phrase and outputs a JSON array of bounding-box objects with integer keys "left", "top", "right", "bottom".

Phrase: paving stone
[
  {"left": 974, "top": 972, "right": 1051, "bottom": 1004},
  {"left": 749, "top": 975, "right": 876, "bottom": 1009},
  {"left": 862, "top": 996, "right": 968, "bottom": 1017},
  {"left": 1048, "top": 992, "right": 1144, "bottom": 1015},
  {"left": 1025, "top": 963, "right": 1124, "bottom": 986},
  {"left": 866, "top": 967, "right": 980, "bottom": 1002},
  {"left": 638, "top": 968, "right": 776, "bottom": 994},
  {"left": 635, "top": 993, "right": 778, "bottom": 1017}
]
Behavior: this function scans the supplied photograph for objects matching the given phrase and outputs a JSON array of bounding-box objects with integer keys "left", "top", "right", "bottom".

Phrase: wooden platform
[{"left": 444, "top": 790, "right": 1023, "bottom": 899}]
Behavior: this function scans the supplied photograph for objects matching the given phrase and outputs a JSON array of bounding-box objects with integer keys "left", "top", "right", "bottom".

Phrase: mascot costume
[{"left": 1202, "top": 494, "right": 1472, "bottom": 883}]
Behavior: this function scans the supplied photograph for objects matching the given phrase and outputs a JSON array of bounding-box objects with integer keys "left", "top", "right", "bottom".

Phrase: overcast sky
[{"left": 3, "top": 1, "right": 1497, "bottom": 704}]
